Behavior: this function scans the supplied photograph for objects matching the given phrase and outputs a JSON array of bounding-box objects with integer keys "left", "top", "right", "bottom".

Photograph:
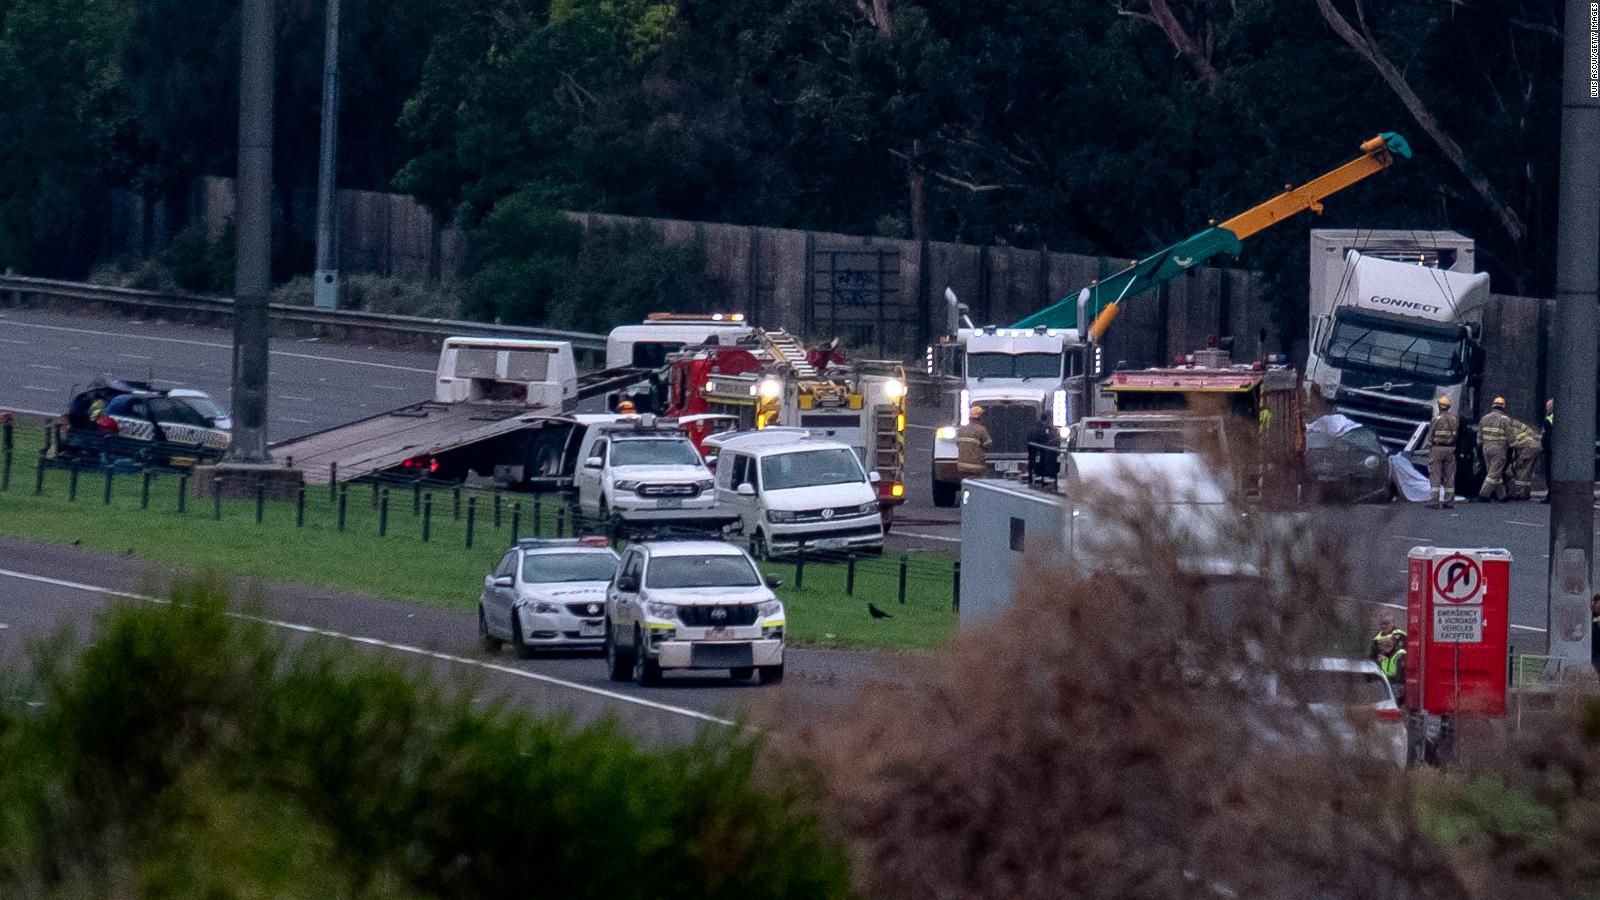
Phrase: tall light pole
[
  {"left": 1545, "top": 0, "right": 1600, "bottom": 672},
  {"left": 312, "top": 0, "right": 341, "bottom": 310},
  {"left": 228, "top": 0, "right": 275, "bottom": 463}
]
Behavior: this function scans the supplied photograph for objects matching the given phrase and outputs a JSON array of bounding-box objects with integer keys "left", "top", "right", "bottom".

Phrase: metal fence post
[
  {"left": 337, "top": 485, "right": 348, "bottom": 531},
  {"left": 795, "top": 543, "right": 806, "bottom": 590},
  {"left": 897, "top": 555, "right": 908, "bottom": 604},
  {"left": 34, "top": 451, "right": 46, "bottom": 495},
  {"left": 493, "top": 490, "right": 502, "bottom": 529},
  {"left": 952, "top": 560, "right": 961, "bottom": 613},
  {"left": 379, "top": 488, "right": 390, "bottom": 536},
  {"left": 295, "top": 483, "right": 306, "bottom": 527},
  {"left": 534, "top": 496, "right": 542, "bottom": 534},
  {"left": 0, "top": 414, "right": 12, "bottom": 492},
  {"left": 141, "top": 470, "right": 152, "bottom": 509},
  {"left": 213, "top": 478, "right": 223, "bottom": 520},
  {"left": 329, "top": 462, "right": 338, "bottom": 501},
  {"left": 177, "top": 474, "right": 188, "bottom": 513},
  {"left": 423, "top": 493, "right": 433, "bottom": 542},
  {"left": 556, "top": 505, "right": 566, "bottom": 537},
  {"left": 255, "top": 482, "right": 265, "bottom": 524},
  {"left": 846, "top": 554, "right": 856, "bottom": 596},
  {"left": 102, "top": 467, "right": 114, "bottom": 505},
  {"left": 466, "top": 496, "right": 477, "bottom": 548},
  {"left": 510, "top": 502, "right": 521, "bottom": 540},
  {"left": 453, "top": 486, "right": 461, "bottom": 520}
]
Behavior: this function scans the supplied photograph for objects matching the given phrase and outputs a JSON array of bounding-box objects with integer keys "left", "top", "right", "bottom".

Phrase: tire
[
  {"left": 604, "top": 620, "right": 633, "bottom": 682},
  {"left": 758, "top": 664, "right": 785, "bottom": 685},
  {"left": 749, "top": 530, "right": 770, "bottom": 562},
  {"left": 479, "top": 607, "right": 503, "bottom": 653},
  {"left": 632, "top": 626, "right": 663, "bottom": 686},
  {"left": 931, "top": 478, "right": 959, "bottom": 508},
  {"left": 729, "top": 666, "right": 754, "bottom": 681},
  {"left": 512, "top": 613, "right": 536, "bottom": 660},
  {"left": 879, "top": 505, "right": 895, "bottom": 534}
]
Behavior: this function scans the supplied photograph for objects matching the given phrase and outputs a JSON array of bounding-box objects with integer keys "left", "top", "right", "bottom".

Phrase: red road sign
[{"left": 1432, "top": 553, "right": 1482, "bottom": 604}]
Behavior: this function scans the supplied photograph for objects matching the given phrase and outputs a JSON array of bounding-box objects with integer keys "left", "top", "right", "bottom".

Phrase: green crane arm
[{"left": 1012, "top": 132, "right": 1411, "bottom": 338}]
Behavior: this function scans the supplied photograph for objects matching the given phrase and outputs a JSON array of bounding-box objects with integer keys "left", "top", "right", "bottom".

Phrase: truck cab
[
  {"left": 1303, "top": 231, "right": 1490, "bottom": 486},
  {"left": 929, "top": 325, "right": 1088, "bottom": 506}
]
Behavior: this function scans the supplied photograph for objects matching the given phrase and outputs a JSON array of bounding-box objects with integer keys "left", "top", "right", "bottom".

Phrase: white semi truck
[{"left": 1303, "top": 230, "right": 1492, "bottom": 483}]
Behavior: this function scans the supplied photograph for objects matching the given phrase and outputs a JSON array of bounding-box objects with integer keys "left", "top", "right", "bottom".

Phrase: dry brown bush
[{"left": 798, "top": 479, "right": 1476, "bottom": 899}]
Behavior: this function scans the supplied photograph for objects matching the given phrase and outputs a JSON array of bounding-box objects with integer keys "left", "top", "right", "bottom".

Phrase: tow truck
[
  {"left": 928, "top": 133, "right": 1410, "bottom": 504},
  {"left": 662, "top": 327, "right": 910, "bottom": 525}
]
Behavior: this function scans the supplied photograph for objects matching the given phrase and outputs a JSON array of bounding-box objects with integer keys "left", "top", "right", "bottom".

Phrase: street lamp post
[
  {"left": 312, "top": 0, "right": 341, "bottom": 310},
  {"left": 1544, "top": 0, "right": 1600, "bottom": 674}
]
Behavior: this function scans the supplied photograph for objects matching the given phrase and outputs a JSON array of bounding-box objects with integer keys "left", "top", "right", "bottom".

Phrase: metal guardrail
[{"left": 0, "top": 274, "right": 607, "bottom": 356}]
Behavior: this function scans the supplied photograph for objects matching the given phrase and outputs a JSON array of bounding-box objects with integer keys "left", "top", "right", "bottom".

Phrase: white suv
[
  {"left": 604, "top": 541, "right": 786, "bottom": 685},
  {"left": 479, "top": 537, "right": 620, "bottom": 657},
  {"left": 573, "top": 422, "right": 733, "bottom": 529}
]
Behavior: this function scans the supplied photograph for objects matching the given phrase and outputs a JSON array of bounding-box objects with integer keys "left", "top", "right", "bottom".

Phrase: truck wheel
[
  {"left": 512, "top": 614, "right": 536, "bottom": 660},
  {"left": 931, "top": 479, "right": 959, "bottom": 508},
  {"left": 479, "top": 607, "right": 503, "bottom": 653},
  {"left": 632, "top": 626, "right": 662, "bottom": 686},
  {"left": 758, "top": 664, "right": 785, "bottom": 685},
  {"left": 749, "top": 531, "right": 770, "bottom": 561},
  {"left": 604, "top": 620, "right": 633, "bottom": 682},
  {"left": 879, "top": 505, "right": 895, "bottom": 533}
]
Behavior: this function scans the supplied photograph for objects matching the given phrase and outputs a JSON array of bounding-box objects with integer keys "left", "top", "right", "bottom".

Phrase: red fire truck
[{"left": 663, "top": 328, "right": 910, "bottom": 524}]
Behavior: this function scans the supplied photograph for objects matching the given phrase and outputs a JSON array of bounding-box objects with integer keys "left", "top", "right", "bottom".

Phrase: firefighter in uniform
[
  {"left": 956, "top": 405, "right": 992, "bottom": 479},
  {"left": 1369, "top": 616, "right": 1407, "bottom": 662},
  {"left": 1426, "top": 396, "right": 1458, "bottom": 509},
  {"left": 1476, "top": 397, "right": 1511, "bottom": 502},
  {"left": 1508, "top": 417, "right": 1542, "bottom": 501}
]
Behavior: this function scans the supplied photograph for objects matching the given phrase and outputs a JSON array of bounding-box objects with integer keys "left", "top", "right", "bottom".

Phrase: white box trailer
[{"left": 957, "top": 453, "right": 1236, "bottom": 625}]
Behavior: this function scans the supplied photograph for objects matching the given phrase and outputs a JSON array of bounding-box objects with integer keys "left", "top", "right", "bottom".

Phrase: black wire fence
[{"left": 2, "top": 415, "right": 961, "bottom": 611}]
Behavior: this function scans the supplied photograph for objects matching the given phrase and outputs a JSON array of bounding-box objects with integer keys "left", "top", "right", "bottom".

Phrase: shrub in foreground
[{"left": 0, "top": 578, "right": 848, "bottom": 899}]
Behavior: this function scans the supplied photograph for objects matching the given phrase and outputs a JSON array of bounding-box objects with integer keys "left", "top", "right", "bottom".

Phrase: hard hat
[
  {"left": 969, "top": 405, "right": 985, "bottom": 418},
  {"left": 1437, "top": 396, "right": 1451, "bottom": 408},
  {"left": 1492, "top": 396, "right": 1506, "bottom": 408},
  {"left": 617, "top": 400, "right": 638, "bottom": 413}
]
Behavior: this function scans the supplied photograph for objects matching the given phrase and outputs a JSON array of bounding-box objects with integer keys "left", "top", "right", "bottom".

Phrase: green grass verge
[{"left": 0, "top": 421, "right": 957, "bottom": 650}]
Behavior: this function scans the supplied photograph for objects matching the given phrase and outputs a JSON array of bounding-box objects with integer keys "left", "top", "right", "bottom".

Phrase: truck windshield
[
  {"left": 760, "top": 448, "right": 865, "bottom": 491},
  {"left": 1324, "top": 311, "right": 1467, "bottom": 384},
  {"left": 609, "top": 439, "right": 702, "bottom": 467},
  {"left": 967, "top": 352, "right": 1062, "bottom": 380}
]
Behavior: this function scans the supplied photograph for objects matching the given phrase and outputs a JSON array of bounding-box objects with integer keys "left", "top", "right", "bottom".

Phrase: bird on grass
[{"left": 868, "top": 603, "right": 892, "bottom": 619}]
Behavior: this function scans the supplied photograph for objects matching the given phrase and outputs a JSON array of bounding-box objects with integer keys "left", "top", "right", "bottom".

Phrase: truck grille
[
  {"left": 793, "top": 505, "right": 869, "bottom": 522},
  {"left": 678, "top": 605, "right": 759, "bottom": 627},
  {"left": 564, "top": 602, "right": 605, "bottom": 618},
  {"left": 982, "top": 403, "right": 1040, "bottom": 454},
  {"left": 1333, "top": 388, "right": 1430, "bottom": 450},
  {"left": 637, "top": 483, "right": 701, "bottom": 498}
]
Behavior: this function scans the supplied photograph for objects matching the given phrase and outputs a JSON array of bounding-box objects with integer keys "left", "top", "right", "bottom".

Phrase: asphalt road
[
  {"left": 0, "top": 307, "right": 438, "bottom": 440},
  {"left": 0, "top": 535, "right": 894, "bottom": 744}
]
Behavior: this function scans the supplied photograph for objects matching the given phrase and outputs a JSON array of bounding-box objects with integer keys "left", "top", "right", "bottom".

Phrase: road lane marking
[
  {"left": 1505, "top": 520, "right": 1545, "bottom": 528},
  {"left": 374, "top": 384, "right": 406, "bottom": 391},
  {"left": 1387, "top": 535, "right": 1436, "bottom": 544},
  {"left": 22, "top": 386, "right": 56, "bottom": 393},
  {"left": 0, "top": 320, "right": 433, "bottom": 373},
  {"left": 894, "top": 530, "right": 961, "bottom": 543},
  {"left": 278, "top": 395, "right": 315, "bottom": 402},
  {"left": 0, "top": 337, "right": 27, "bottom": 345},
  {"left": 0, "top": 567, "right": 735, "bottom": 728},
  {"left": 117, "top": 352, "right": 152, "bottom": 360},
  {"left": 283, "top": 417, "right": 314, "bottom": 425},
  {"left": 25, "top": 363, "right": 62, "bottom": 371}
]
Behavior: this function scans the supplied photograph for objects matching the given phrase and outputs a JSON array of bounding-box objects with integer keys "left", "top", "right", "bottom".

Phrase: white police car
[
  {"left": 479, "top": 537, "right": 620, "bottom": 657},
  {"left": 604, "top": 540, "right": 785, "bottom": 685}
]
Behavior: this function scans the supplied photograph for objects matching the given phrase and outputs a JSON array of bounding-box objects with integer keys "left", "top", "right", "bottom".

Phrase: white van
[{"left": 707, "top": 429, "right": 884, "bottom": 558}]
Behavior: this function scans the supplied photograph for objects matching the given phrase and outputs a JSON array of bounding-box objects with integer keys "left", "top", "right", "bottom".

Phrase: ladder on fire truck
[{"left": 755, "top": 329, "right": 852, "bottom": 407}]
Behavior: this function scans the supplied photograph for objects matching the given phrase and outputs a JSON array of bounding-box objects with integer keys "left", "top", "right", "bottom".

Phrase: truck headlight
[
  {"left": 757, "top": 600, "right": 783, "bottom": 618},
  {"left": 767, "top": 509, "right": 797, "bottom": 523},
  {"left": 937, "top": 426, "right": 957, "bottom": 440},
  {"left": 531, "top": 601, "right": 561, "bottom": 614},
  {"left": 644, "top": 602, "right": 679, "bottom": 620},
  {"left": 883, "top": 378, "right": 907, "bottom": 400},
  {"left": 695, "top": 478, "right": 714, "bottom": 490},
  {"left": 614, "top": 480, "right": 641, "bottom": 492},
  {"left": 856, "top": 500, "right": 879, "bottom": 516}
]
